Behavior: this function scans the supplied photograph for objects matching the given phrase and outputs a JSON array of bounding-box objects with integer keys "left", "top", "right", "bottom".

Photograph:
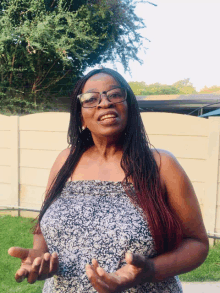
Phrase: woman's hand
[
  {"left": 85, "top": 252, "right": 155, "bottom": 293},
  {"left": 8, "top": 247, "right": 59, "bottom": 284}
]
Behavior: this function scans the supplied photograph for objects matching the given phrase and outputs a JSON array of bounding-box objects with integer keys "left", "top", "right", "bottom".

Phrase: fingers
[
  {"left": 39, "top": 253, "right": 50, "bottom": 275},
  {"left": 125, "top": 252, "right": 155, "bottom": 282},
  {"left": 86, "top": 264, "right": 109, "bottom": 293},
  {"left": 15, "top": 268, "right": 29, "bottom": 283},
  {"left": 125, "top": 252, "right": 146, "bottom": 268},
  {"left": 49, "top": 252, "right": 59, "bottom": 276},
  {"left": 27, "top": 257, "right": 42, "bottom": 284},
  {"left": 92, "top": 258, "right": 99, "bottom": 270},
  {"left": 125, "top": 252, "right": 133, "bottom": 264},
  {"left": 13, "top": 251, "right": 59, "bottom": 284},
  {"left": 27, "top": 252, "right": 58, "bottom": 283},
  {"left": 8, "top": 247, "right": 29, "bottom": 260},
  {"left": 15, "top": 258, "right": 41, "bottom": 283},
  {"left": 97, "top": 267, "right": 115, "bottom": 283},
  {"left": 38, "top": 252, "right": 59, "bottom": 280}
]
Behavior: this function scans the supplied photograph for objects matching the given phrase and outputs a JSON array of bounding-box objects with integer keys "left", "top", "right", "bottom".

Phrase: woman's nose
[{"left": 97, "top": 94, "right": 113, "bottom": 108}]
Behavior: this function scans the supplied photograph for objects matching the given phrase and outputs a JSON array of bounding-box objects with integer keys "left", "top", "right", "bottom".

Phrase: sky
[{"left": 85, "top": 0, "right": 220, "bottom": 91}]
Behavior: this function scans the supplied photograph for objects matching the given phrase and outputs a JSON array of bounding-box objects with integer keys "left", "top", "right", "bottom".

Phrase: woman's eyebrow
[
  {"left": 85, "top": 85, "right": 119, "bottom": 93},
  {"left": 85, "top": 88, "right": 98, "bottom": 93}
]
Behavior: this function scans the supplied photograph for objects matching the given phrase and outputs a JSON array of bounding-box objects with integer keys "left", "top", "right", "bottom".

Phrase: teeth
[{"left": 100, "top": 114, "right": 116, "bottom": 121}]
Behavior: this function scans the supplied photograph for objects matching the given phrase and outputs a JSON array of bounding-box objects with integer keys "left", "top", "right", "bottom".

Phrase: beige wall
[
  {"left": 141, "top": 112, "right": 208, "bottom": 216},
  {"left": 0, "top": 115, "right": 13, "bottom": 214},
  {"left": 19, "top": 113, "right": 69, "bottom": 217},
  {"left": 0, "top": 113, "right": 69, "bottom": 217},
  {"left": 0, "top": 112, "right": 220, "bottom": 242}
]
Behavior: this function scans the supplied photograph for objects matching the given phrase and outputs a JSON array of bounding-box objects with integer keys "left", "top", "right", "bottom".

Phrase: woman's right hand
[{"left": 8, "top": 247, "right": 59, "bottom": 284}]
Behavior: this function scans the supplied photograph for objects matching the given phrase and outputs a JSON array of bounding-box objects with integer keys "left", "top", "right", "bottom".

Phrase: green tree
[
  {"left": 199, "top": 85, "right": 220, "bottom": 94},
  {"left": 128, "top": 81, "right": 147, "bottom": 95},
  {"left": 0, "top": 0, "right": 147, "bottom": 114},
  {"left": 172, "top": 78, "right": 197, "bottom": 95},
  {"left": 140, "top": 83, "right": 180, "bottom": 95},
  {"left": 129, "top": 79, "right": 197, "bottom": 96}
]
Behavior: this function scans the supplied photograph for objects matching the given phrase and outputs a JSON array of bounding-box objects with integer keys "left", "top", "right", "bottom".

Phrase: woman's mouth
[{"left": 100, "top": 114, "right": 117, "bottom": 121}]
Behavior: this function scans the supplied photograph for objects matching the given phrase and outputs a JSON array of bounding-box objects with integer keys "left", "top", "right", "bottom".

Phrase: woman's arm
[
  {"left": 150, "top": 149, "right": 209, "bottom": 280},
  {"left": 44, "top": 147, "right": 71, "bottom": 195},
  {"left": 32, "top": 233, "right": 49, "bottom": 253},
  {"left": 85, "top": 150, "right": 209, "bottom": 292},
  {"left": 8, "top": 148, "right": 71, "bottom": 283}
]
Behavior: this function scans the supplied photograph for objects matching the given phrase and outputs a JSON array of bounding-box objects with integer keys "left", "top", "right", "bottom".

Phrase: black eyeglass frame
[{"left": 77, "top": 87, "right": 127, "bottom": 108}]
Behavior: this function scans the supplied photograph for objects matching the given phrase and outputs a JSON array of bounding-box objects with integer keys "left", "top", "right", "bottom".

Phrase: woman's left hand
[{"left": 85, "top": 252, "right": 155, "bottom": 293}]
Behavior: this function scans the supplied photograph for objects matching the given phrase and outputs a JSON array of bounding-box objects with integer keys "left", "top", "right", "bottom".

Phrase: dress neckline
[{"left": 65, "top": 180, "right": 133, "bottom": 186}]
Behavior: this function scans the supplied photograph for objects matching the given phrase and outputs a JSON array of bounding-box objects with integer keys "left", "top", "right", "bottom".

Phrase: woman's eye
[
  {"left": 84, "top": 97, "right": 98, "bottom": 103},
  {"left": 109, "top": 93, "right": 122, "bottom": 98}
]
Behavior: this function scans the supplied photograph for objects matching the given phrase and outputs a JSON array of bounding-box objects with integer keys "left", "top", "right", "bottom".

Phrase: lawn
[
  {"left": 179, "top": 240, "right": 220, "bottom": 282},
  {"left": 1, "top": 215, "right": 220, "bottom": 293},
  {"left": 0, "top": 215, "right": 44, "bottom": 293}
]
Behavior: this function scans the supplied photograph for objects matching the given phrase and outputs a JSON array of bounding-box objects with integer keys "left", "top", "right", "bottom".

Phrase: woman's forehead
[{"left": 82, "top": 73, "right": 119, "bottom": 92}]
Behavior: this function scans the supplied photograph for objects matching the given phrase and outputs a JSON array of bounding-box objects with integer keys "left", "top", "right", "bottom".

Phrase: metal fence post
[{"left": 10, "top": 116, "right": 20, "bottom": 216}]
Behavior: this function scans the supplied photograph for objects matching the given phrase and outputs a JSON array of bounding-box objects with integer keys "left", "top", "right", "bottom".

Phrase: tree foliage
[
  {"left": 129, "top": 78, "right": 197, "bottom": 96},
  {"left": 199, "top": 85, "right": 220, "bottom": 94},
  {"left": 172, "top": 78, "right": 197, "bottom": 95},
  {"left": 0, "top": 0, "right": 146, "bottom": 114}
]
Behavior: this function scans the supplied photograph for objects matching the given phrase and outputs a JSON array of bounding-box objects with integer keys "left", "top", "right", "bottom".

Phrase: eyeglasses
[{"left": 77, "top": 87, "right": 127, "bottom": 108}]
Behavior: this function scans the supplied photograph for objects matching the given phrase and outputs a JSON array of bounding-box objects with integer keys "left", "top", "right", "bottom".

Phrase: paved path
[{"left": 182, "top": 282, "right": 220, "bottom": 292}]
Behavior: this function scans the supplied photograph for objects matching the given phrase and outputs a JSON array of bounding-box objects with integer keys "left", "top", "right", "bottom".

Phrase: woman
[{"left": 8, "top": 68, "right": 209, "bottom": 292}]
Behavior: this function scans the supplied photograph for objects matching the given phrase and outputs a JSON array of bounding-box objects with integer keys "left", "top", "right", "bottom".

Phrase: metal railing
[{"left": 0, "top": 205, "right": 40, "bottom": 212}]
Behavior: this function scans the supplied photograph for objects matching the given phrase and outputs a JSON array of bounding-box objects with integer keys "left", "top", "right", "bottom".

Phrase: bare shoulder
[
  {"left": 151, "top": 148, "right": 182, "bottom": 174},
  {"left": 151, "top": 148, "right": 193, "bottom": 198},
  {"left": 151, "top": 148, "right": 179, "bottom": 182},
  {"left": 151, "top": 148, "right": 176, "bottom": 166},
  {"left": 46, "top": 148, "right": 71, "bottom": 192},
  {"left": 53, "top": 148, "right": 71, "bottom": 169}
]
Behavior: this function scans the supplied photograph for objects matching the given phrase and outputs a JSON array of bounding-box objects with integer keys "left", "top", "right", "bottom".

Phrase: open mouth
[{"left": 100, "top": 114, "right": 117, "bottom": 121}]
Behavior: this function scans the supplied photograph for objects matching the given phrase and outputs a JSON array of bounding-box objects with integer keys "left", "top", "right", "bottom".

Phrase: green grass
[
  {"left": 179, "top": 242, "right": 220, "bottom": 282},
  {"left": 0, "top": 215, "right": 44, "bottom": 293},
  {"left": 1, "top": 215, "right": 220, "bottom": 293}
]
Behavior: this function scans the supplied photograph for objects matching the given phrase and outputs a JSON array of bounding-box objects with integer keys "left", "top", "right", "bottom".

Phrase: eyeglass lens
[{"left": 80, "top": 88, "right": 126, "bottom": 108}]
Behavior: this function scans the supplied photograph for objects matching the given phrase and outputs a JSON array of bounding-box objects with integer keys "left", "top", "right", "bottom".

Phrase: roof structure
[
  {"left": 54, "top": 94, "right": 220, "bottom": 117},
  {"left": 136, "top": 95, "right": 179, "bottom": 101},
  {"left": 135, "top": 93, "right": 220, "bottom": 117},
  {"left": 136, "top": 93, "right": 220, "bottom": 101},
  {"left": 199, "top": 108, "right": 220, "bottom": 117},
  {"left": 176, "top": 94, "right": 220, "bottom": 100},
  {"left": 137, "top": 99, "right": 220, "bottom": 117}
]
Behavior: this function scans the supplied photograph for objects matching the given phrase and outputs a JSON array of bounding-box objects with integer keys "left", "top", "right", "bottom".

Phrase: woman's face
[{"left": 80, "top": 73, "right": 128, "bottom": 140}]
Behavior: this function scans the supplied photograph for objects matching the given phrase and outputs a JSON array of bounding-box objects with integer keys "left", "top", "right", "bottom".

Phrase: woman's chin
[{"left": 92, "top": 128, "right": 125, "bottom": 140}]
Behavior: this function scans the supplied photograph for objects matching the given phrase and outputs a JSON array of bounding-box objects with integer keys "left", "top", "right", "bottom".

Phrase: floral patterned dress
[{"left": 40, "top": 180, "right": 183, "bottom": 293}]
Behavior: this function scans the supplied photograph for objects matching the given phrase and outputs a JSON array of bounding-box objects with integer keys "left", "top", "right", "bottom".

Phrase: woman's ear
[{"left": 81, "top": 115, "right": 87, "bottom": 130}]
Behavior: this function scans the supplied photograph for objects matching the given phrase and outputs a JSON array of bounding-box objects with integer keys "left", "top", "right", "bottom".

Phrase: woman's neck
[
  {"left": 90, "top": 135, "right": 123, "bottom": 161},
  {"left": 88, "top": 143, "right": 123, "bottom": 162}
]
